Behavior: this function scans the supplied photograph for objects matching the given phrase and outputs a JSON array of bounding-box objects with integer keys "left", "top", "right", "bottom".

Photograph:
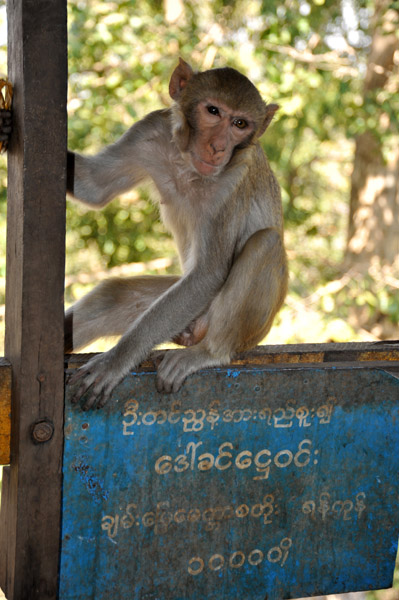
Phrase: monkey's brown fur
[{"left": 67, "top": 59, "right": 288, "bottom": 408}]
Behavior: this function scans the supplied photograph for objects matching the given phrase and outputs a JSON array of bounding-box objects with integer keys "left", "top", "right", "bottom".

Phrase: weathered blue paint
[{"left": 60, "top": 365, "right": 399, "bottom": 600}]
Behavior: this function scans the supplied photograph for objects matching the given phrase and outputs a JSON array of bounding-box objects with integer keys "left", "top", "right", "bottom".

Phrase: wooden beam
[{"left": 0, "top": 0, "right": 67, "bottom": 598}]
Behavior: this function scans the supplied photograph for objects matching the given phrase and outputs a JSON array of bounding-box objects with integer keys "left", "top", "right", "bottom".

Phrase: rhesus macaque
[{"left": 66, "top": 58, "right": 288, "bottom": 408}]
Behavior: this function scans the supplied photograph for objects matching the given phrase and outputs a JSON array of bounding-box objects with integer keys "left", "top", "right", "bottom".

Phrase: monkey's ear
[
  {"left": 169, "top": 58, "right": 194, "bottom": 100},
  {"left": 258, "top": 103, "right": 279, "bottom": 136}
]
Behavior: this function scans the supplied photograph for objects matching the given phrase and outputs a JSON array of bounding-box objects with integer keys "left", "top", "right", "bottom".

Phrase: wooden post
[{"left": 0, "top": 1, "right": 67, "bottom": 598}]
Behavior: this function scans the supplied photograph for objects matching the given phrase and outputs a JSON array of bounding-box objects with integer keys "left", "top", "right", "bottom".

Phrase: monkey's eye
[
  {"left": 207, "top": 106, "right": 220, "bottom": 116},
  {"left": 233, "top": 118, "right": 248, "bottom": 129}
]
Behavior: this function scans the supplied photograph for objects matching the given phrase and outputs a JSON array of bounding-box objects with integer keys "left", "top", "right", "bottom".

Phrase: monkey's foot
[
  {"left": 68, "top": 350, "right": 128, "bottom": 410},
  {"left": 156, "top": 346, "right": 229, "bottom": 394}
]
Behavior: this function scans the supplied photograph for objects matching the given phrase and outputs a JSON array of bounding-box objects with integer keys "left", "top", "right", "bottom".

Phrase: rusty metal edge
[{"left": 65, "top": 341, "right": 399, "bottom": 371}]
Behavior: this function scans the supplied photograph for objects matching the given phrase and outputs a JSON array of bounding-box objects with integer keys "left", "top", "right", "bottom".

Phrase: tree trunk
[{"left": 347, "top": 0, "right": 399, "bottom": 268}]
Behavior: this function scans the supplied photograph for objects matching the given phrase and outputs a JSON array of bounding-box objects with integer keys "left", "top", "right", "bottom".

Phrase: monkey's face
[{"left": 188, "top": 100, "right": 255, "bottom": 177}]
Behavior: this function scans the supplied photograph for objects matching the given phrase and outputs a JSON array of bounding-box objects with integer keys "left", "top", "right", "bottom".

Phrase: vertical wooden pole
[{"left": 0, "top": 0, "right": 67, "bottom": 598}]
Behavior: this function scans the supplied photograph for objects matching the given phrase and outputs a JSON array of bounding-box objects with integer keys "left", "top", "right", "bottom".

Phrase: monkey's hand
[
  {"left": 69, "top": 350, "right": 129, "bottom": 410},
  {"left": 0, "top": 109, "right": 12, "bottom": 152}
]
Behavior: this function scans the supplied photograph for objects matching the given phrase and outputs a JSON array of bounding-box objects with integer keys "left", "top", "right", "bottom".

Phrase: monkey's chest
[{"left": 159, "top": 200, "right": 198, "bottom": 241}]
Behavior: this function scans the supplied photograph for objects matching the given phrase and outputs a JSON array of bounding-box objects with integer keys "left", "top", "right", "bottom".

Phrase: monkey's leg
[
  {"left": 65, "top": 275, "right": 179, "bottom": 352},
  {"left": 156, "top": 228, "right": 288, "bottom": 392}
]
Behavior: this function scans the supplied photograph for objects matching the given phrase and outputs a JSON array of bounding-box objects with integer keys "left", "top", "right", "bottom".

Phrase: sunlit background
[
  {"left": 0, "top": 0, "right": 398, "bottom": 355},
  {"left": 0, "top": 2, "right": 398, "bottom": 597}
]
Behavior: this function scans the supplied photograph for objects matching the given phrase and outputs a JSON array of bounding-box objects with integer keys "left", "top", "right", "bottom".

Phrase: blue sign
[{"left": 60, "top": 364, "right": 399, "bottom": 599}]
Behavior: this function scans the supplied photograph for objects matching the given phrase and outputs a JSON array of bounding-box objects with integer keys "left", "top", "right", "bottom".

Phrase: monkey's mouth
[{"left": 191, "top": 153, "right": 223, "bottom": 177}]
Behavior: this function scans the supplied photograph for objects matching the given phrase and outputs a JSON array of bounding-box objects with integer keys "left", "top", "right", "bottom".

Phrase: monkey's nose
[{"left": 210, "top": 142, "right": 225, "bottom": 155}]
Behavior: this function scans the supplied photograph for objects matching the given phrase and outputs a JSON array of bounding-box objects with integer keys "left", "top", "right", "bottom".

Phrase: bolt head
[{"left": 32, "top": 420, "right": 54, "bottom": 443}]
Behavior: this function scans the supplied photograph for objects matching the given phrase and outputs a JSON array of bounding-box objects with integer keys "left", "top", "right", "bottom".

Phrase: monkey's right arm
[
  {"left": 0, "top": 109, "right": 12, "bottom": 152},
  {"left": 67, "top": 111, "right": 167, "bottom": 207}
]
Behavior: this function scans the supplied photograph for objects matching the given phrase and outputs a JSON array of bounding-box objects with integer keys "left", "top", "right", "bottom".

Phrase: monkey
[{"left": 66, "top": 58, "right": 288, "bottom": 408}]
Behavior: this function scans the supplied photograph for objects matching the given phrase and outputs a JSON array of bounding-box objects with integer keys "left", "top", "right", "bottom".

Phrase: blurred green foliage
[
  {"left": 66, "top": 0, "right": 363, "bottom": 266},
  {"left": 64, "top": 0, "right": 398, "bottom": 341},
  {"left": 0, "top": 0, "right": 398, "bottom": 342}
]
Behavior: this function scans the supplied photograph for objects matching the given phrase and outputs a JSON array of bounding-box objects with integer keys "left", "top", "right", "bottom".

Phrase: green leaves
[{"left": 43, "top": 0, "right": 398, "bottom": 341}]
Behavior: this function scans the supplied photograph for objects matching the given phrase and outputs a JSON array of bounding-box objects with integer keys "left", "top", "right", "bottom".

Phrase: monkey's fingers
[
  {"left": 70, "top": 376, "right": 102, "bottom": 410},
  {"left": 68, "top": 364, "right": 98, "bottom": 405},
  {"left": 156, "top": 348, "right": 192, "bottom": 393},
  {"left": 82, "top": 374, "right": 118, "bottom": 410},
  {"left": 74, "top": 358, "right": 122, "bottom": 409},
  {"left": 71, "top": 379, "right": 94, "bottom": 406},
  {"left": 68, "top": 352, "right": 105, "bottom": 386},
  {"left": 151, "top": 350, "right": 166, "bottom": 368},
  {"left": 96, "top": 390, "right": 112, "bottom": 410},
  {"left": 82, "top": 390, "right": 101, "bottom": 411},
  {"left": 68, "top": 368, "right": 85, "bottom": 386}
]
